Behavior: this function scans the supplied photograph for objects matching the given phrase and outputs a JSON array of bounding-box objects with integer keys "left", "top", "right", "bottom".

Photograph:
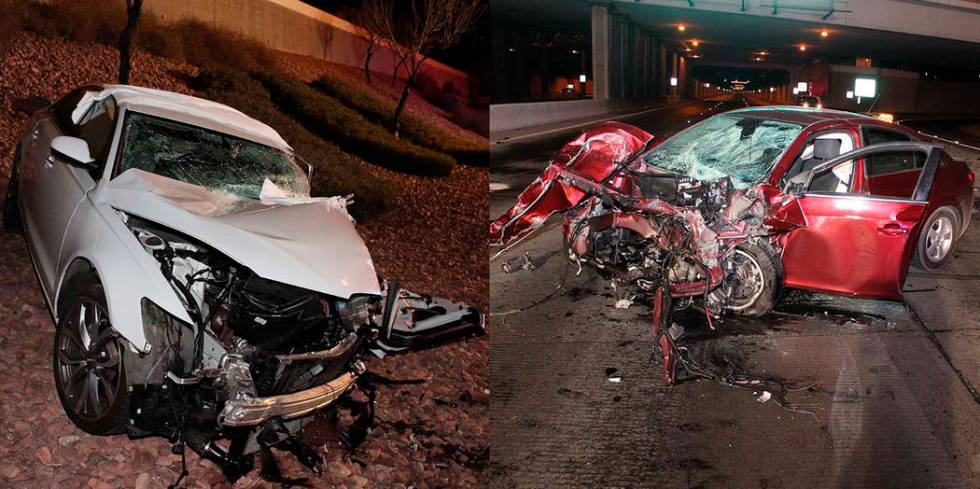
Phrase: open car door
[{"left": 780, "top": 142, "right": 944, "bottom": 300}]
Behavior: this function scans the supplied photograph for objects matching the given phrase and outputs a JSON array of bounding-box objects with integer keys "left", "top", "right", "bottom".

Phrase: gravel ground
[{"left": 0, "top": 32, "right": 488, "bottom": 488}]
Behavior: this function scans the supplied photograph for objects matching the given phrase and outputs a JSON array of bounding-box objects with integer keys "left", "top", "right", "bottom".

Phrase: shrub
[
  {"left": 193, "top": 69, "right": 392, "bottom": 220},
  {"left": 258, "top": 73, "right": 457, "bottom": 176},
  {"left": 311, "top": 75, "right": 488, "bottom": 166}
]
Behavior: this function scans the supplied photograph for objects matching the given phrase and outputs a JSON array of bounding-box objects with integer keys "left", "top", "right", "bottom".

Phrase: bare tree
[
  {"left": 364, "top": 0, "right": 484, "bottom": 136},
  {"left": 118, "top": 0, "right": 144, "bottom": 84},
  {"left": 357, "top": 0, "right": 387, "bottom": 84}
]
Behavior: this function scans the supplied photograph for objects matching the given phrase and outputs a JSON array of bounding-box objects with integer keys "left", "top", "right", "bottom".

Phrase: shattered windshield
[
  {"left": 117, "top": 112, "right": 309, "bottom": 199},
  {"left": 643, "top": 114, "right": 803, "bottom": 188}
]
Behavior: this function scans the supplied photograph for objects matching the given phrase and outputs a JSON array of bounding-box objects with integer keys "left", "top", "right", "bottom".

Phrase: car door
[
  {"left": 21, "top": 89, "right": 112, "bottom": 292},
  {"left": 780, "top": 142, "right": 943, "bottom": 300}
]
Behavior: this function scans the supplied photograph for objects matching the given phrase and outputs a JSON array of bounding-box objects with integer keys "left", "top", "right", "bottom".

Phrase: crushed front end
[
  {"left": 119, "top": 214, "right": 484, "bottom": 484},
  {"left": 491, "top": 122, "right": 782, "bottom": 385}
]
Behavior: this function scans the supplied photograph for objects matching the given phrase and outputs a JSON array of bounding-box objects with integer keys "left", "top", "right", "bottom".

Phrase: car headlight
[{"left": 328, "top": 294, "right": 375, "bottom": 328}]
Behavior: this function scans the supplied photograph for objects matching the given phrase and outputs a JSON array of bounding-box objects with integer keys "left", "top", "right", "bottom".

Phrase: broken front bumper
[{"left": 219, "top": 372, "right": 357, "bottom": 427}]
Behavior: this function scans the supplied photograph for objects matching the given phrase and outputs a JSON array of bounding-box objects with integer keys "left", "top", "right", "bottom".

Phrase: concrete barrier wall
[
  {"left": 490, "top": 98, "right": 663, "bottom": 134},
  {"left": 142, "top": 0, "right": 474, "bottom": 98},
  {"left": 824, "top": 65, "right": 919, "bottom": 114},
  {"left": 915, "top": 81, "right": 980, "bottom": 114}
]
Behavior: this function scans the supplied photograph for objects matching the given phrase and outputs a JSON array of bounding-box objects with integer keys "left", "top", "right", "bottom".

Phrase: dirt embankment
[{"left": 0, "top": 32, "right": 487, "bottom": 488}]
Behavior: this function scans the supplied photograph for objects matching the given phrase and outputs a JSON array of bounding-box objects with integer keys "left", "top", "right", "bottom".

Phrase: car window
[
  {"left": 808, "top": 149, "right": 926, "bottom": 199},
  {"left": 50, "top": 87, "right": 94, "bottom": 135},
  {"left": 865, "top": 150, "right": 925, "bottom": 177},
  {"left": 782, "top": 131, "right": 854, "bottom": 191},
  {"left": 116, "top": 112, "right": 310, "bottom": 199},
  {"left": 863, "top": 150, "right": 925, "bottom": 199},
  {"left": 75, "top": 98, "right": 117, "bottom": 168},
  {"left": 806, "top": 160, "right": 856, "bottom": 193},
  {"left": 862, "top": 127, "right": 911, "bottom": 146}
]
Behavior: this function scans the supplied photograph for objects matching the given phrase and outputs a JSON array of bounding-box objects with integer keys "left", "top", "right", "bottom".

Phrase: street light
[
  {"left": 677, "top": 24, "right": 686, "bottom": 32},
  {"left": 691, "top": 40, "right": 699, "bottom": 47},
  {"left": 820, "top": 29, "right": 829, "bottom": 38},
  {"left": 799, "top": 44, "right": 807, "bottom": 52}
]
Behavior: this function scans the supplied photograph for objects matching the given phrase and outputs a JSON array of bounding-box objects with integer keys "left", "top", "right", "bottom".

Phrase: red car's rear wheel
[{"left": 915, "top": 206, "right": 959, "bottom": 271}]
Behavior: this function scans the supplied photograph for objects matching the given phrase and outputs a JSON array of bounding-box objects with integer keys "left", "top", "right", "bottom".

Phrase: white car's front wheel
[{"left": 53, "top": 283, "right": 129, "bottom": 435}]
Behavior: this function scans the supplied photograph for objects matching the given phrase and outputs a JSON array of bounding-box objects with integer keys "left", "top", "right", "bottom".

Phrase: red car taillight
[{"left": 969, "top": 170, "right": 975, "bottom": 184}]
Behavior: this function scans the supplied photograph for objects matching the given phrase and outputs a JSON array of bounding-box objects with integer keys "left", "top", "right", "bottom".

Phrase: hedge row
[
  {"left": 192, "top": 69, "right": 392, "bottom": 219},
  {"left": 311, "top": 75, "right": 487, "bottom": 165},
  {"left": 258, "top": 73, "right": 457, "bottom": 176}
]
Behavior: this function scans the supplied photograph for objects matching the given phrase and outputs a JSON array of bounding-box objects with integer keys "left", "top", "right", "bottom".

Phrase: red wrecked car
[{"left": 490, "top": 107, "right": 974, "bottom": 383}]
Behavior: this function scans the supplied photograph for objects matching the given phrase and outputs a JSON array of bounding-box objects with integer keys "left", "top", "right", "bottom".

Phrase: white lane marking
[{"left": 490, "top": 182, "right": 510, "bottom": 192}]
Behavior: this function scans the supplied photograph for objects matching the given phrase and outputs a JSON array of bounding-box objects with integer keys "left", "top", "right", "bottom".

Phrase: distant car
[
  {"left": 4, "top": 84, "right": 483, "bottom": 482},
  {"left": 797, "top": 95, "right": 822, "bottom": 109}
]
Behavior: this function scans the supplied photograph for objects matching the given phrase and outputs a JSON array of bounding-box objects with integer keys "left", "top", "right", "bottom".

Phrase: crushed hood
[{"left": 106, "top": 169, "right": 381, "bottom": 299}]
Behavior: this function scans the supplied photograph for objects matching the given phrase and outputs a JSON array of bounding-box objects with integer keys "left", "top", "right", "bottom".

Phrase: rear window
[{"left": 862, "top": 126, "right": 911, "bottom": 146}]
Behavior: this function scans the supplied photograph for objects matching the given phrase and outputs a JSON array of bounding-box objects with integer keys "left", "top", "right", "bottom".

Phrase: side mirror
[{"left": 50, "top": 136, "right": 96, "bottom": 169}]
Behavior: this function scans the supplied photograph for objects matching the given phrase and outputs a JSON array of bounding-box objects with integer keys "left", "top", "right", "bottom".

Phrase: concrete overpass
[{"left": 492, "top": 0, "right": 980, "bottom": 132}]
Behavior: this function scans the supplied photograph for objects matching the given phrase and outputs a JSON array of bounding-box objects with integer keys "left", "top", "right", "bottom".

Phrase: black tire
[
  {"left": 3, "top": 144, "right": 23, "bottom": 233},
  {"left": 53, "top": 281, "right": 129, "bottom": 435},
  {"left": 721, "top": 239, "right": 782, "bottom": 317},
  {"left": 914, "top": 206, "right": 959, "bottom": 271}
]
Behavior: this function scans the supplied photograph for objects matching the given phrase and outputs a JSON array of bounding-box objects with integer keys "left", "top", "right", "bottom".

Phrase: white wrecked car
[{"left": 3, "top": 84, "right": 483, "bottom": 483}]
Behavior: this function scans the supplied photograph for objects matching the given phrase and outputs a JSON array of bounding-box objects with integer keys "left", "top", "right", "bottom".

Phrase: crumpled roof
[{"left": 74, "top": 84, "right": 291, "bottom": 152}]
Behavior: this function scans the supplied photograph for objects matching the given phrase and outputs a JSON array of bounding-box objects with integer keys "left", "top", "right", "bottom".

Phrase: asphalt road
[{"left": 489, "top": 99, "right": 980, "bottom": 488}]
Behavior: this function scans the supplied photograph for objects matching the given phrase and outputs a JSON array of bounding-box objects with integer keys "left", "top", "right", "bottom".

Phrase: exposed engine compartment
[{"left": 117, "top": 213, "right": 484, "bottom": 483}]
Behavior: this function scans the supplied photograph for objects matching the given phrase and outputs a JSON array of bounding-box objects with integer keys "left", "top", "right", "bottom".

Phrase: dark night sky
[{"left": 300, "top": 0, "right": 489, "bottom": 82}]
